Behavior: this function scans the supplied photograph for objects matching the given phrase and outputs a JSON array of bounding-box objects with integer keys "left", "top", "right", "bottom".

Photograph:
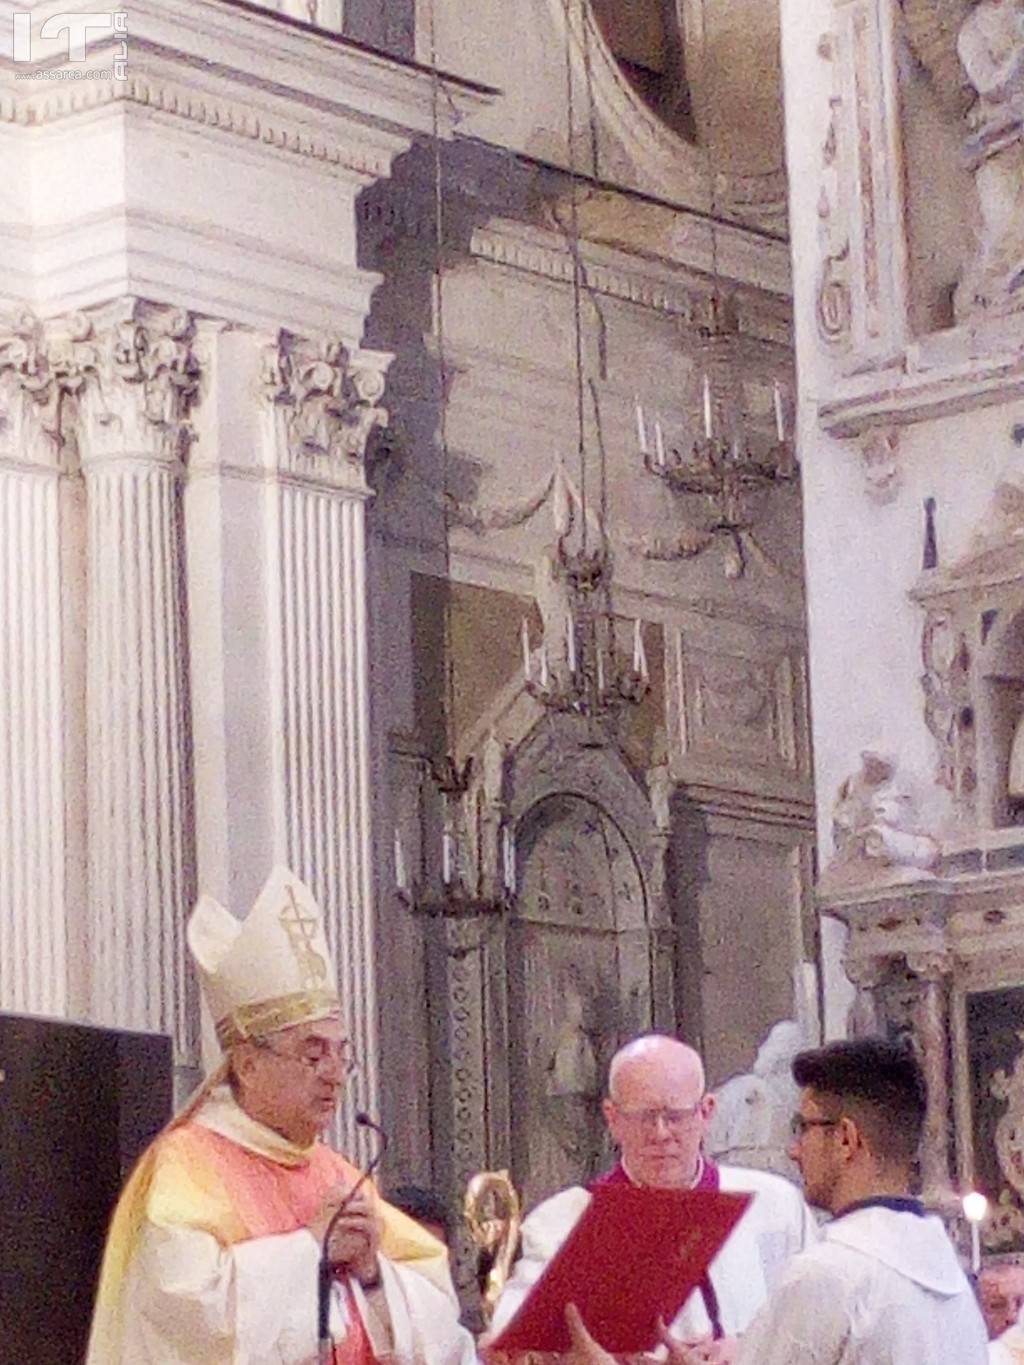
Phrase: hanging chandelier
[{"left": 636, "top": 292, "right": 797, "bottom": 530}]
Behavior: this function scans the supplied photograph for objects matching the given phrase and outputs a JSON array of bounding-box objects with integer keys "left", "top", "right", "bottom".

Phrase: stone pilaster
[
  {"left": 263, "top": 329, "right": 389, "bottom": 1153},
  {"left": 78, "top": 301, "right": 200, "bottom": 1070},
  {"left": 0, "top": 314, "right": 95, "bottom": 1015}
]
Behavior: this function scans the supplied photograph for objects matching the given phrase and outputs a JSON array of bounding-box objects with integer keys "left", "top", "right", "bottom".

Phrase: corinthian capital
[
  {"left": 0, "top": 311, "right": 101, "bottom": 464},
  {"left": 264, "top": 330, "right": 389, "bottom": 483},
  {"left": 68, "top": 301, "right": 201, "bottom": 469}
]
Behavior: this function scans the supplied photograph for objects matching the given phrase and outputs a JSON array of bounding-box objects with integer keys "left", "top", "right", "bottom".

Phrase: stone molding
[
  {"left": 547, "top": 0, "right": 787, "bottom": 233},
  {"left": 0, "top": 0, "right": 493, "bottom": 161},
  {"left": 469, "top": 217, "right": 793, "bottom": 330}
]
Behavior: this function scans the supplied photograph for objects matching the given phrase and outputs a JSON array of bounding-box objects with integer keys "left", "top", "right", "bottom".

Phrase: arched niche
[
  {"left": 978, "top": 607, "right": 1024, "bottom": 829},
  {"left": 496, "top": 714, "right": 674, "bottom": 1208}
]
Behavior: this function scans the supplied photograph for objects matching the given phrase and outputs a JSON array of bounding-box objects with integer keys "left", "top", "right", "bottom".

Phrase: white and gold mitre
[{"left": 187, "top": 865, "right": 339, "bottom": 1051}]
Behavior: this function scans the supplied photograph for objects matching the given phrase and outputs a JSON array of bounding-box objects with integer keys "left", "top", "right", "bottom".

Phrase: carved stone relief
[
  {"left": 921, "top": 608, "right": 976, "bottom": 818},
  {"left": 822, "top": 748, "right": 939, "bottom": 892},
  {"left": 263, "top": 331, "right": 389, "bottom": 481},
  {"left": 816, "top": 33, "right": 853, "bottom": 349},
  {"left": 860, "top": 426, "right": 901, "bottom": 504}
]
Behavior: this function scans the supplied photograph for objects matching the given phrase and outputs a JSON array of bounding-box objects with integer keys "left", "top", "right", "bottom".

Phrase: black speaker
[{"left": 0, "top": 1012, "right": 173, "bottom": 1364}]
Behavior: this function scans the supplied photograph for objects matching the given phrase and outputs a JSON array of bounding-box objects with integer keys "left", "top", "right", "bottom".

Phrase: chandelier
[
  {"left": 636, "top": 298, "right": 797, "bottom": 531},
  {"left": 522, "top": 543, "right": 650, "bottom": 717}
]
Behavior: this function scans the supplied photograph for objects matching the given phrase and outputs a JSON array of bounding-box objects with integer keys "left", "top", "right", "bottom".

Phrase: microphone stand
[{"left": 317, "top": 1111, "right": 389, "bottom": 1365}]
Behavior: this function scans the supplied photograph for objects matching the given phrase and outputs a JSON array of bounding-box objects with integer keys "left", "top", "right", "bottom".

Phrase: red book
[{"left": 491, "top": 1184, "right": 752, "bottom": 1354}]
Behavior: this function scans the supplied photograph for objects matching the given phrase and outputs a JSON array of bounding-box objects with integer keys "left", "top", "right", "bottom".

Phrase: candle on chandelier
[
  {"left": 502, "top": 826, "right": 516, "bottom": 893},
  {"left": 442, "top": 830, "right": 454, "bottom": 886},
  {"left": 521, "top": 617, "right": 532, "bottom": 682},
  {"left": 540, "top": 643, "right": 550, "bottom": 689},
  {"left": 394, "top": 827, "right": 408, "bottom": 894},
  {"left": 703, "top": 374, "right": 713, "bottom": 440},
  {"left": 566, "top": 615, "right": 577, "bottom": 674},
  {"left": 654, "top": 417, "right": 666, "bottom": 468},
  {"left": 773, "top": 381, "right": 786, "bottom": 442},
  {"left": 635, "top": 396, "right": 648, "bottom": 454},
  {"left": 597, "top": 641, "right": 606, "bottom": 692}
]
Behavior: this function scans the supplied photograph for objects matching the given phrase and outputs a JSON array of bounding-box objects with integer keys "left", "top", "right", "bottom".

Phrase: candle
[
  {"left": 566, "top": 614, "right": 577, "bottom": 675},
  {"left": 502, "top": 826, "right": 516, "bottom": 893},
  {"left": 654, "top": 417, "right": 666, "bottom": 468},
  {"left": 963, "top": 1192, "right": 988, "bottom": 1276},
  {"left": 773, "top": 381, "right": 785, "bottom": 442},
  {"left": 597, "top": 642, "right": 606, "bottom": 693},
  {"left": 703, "top": 374, "right": 713, "bottom": 439},
  {"left": 540, "top": 644, "right": 550, "bottom": 689},
  {"left": 635, "top": 396, "right": 648, "bottom": 454},
  {"left": 442, "top": 830, "right": 454, "bottom": 886},
  {"left": 521, "top": 618, "right": 532, "bottom": 682},
  {"left": 394, "top": 828, "right": 407, "bottom": 894},
  {"left": 632, "top": 618, "right": 642, "bottom": 672}
]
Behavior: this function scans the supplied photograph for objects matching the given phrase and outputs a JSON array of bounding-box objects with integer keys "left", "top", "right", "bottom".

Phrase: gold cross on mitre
[{"left": 278, "top": 883, "right": 328, "bottom": 989}]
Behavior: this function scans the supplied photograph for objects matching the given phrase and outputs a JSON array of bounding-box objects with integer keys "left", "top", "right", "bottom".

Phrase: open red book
[{"left": 491, "top": 1184, "right": 752, "bottom": 1353}]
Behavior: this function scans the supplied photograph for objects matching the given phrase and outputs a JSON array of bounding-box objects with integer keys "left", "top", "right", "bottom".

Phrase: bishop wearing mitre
[{"left": 86, "top": 865, "right": 475, "bottom": 1365}]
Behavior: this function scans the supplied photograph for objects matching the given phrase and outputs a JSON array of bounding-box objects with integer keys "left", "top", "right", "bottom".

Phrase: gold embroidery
[
  {"left": 216, "top": 988, "right": 339, "bottom": 1049},
  {"left": 278, "top": 883, "right": 328, "bottom": 988}
]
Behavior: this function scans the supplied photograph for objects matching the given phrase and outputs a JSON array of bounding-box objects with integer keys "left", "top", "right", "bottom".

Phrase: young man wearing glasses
[
  {"left": 566, "top": 1037, "right": 987, "bottom": 1365},
  {"left": 490, "top": 1033, "right": 815, "bottom": 1364},
  {"left": 87, "top": 866, "right": 474, "bottom": 1365}
]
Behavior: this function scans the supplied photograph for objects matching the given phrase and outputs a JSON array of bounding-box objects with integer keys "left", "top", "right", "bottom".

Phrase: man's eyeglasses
[
  {"left": 614, "top": 1101, "right": 706, "bottom": 1130},
  {"left": 790, "top": 1114, "right": 839, "bottom": 1138},
  {"left": 253, "top": 1037, "right": 358, "bottom": 1076}
]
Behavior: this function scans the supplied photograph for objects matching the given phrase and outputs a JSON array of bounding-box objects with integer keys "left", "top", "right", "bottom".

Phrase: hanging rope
[{"left": 561, "top": 0, "right": 590, "bottom": 556}]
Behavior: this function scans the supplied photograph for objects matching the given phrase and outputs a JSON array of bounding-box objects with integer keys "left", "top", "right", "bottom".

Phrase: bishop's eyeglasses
[{"left": 253, "top": 1037, "right": 358, "bottom": 1076}]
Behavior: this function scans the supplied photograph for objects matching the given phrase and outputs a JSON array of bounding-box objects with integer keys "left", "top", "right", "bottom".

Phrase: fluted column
[
  {"left": 0, "top": 316, "right": 92, "bottom": 1015},
  {"left": 78, "top": 302, "right": 201, "bottom": 1072},
  {"left": 263, "top": 331, "right": 389, "bottom": 1152}
]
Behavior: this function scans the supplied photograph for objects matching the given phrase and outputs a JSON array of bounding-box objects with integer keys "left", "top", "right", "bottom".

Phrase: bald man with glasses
[{"left": 490, "top": 1034, "right": 815, "bottom": 1365}]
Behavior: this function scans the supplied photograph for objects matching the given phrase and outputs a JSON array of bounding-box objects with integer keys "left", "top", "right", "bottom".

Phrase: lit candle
[
  {"left": 442, "top": 830, "right": 454, "bottom": 886},
  {"left": 654, "top": 417, "right": 666, "bottom": 468},
  {"left": 566, "top": 614, "right": 577, "bottom": 674},
  {"left": 703, "top": 374, "right": 713, "bottom": 439},
  {"left": 963, "top": 1192, "right": 988, "bottom": 1276},
  {"left": 394, "top": 827, "right": 407, "bottom": 894},
  {"left": 635, "top": 396, "right": 648, "bottom": 454},
  {"left": 773, "top": 381, "right": 786, "bottom": 442},
  {"left": 521, "top": 618, "right": 532, "bottom": 682}
]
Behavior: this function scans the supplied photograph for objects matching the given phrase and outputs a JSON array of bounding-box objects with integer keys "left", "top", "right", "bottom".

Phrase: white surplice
[
  {"left": 87, "top": 1087, "right": 477, "bottom": 1365},
  {"left": 114, "top": 1230, "right": 477, "bottom": 1365},
  {"left": 735, "top": 1204, "right": 988, "bottom": 1364},
  {"left": 992, "top": 1321, "right": 1024, "bottom": 1365},
  {"left": 490, "top": 1165, "right": 816, "bottom": 1342}
]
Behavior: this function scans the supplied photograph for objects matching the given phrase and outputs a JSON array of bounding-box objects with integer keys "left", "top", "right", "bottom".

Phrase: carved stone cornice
[
  {"left": 263, "top": 331, "right": 389, "bottom": 490},
  {"left": 468, "top": 219, "right": 792, "bottom": 342},
  {"left": 0, "top": 0, "right": 494, "bottom": 162}
]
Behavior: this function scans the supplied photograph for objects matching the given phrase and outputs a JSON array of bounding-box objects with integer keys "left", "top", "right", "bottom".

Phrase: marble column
[
  {"left": 0, "top": 317, "right": 92, "bottom": 1016},
  {"left": 78, "top": 302, "right": 201, "bottom": 1074},
  {"left": 907, "top": 949, "right": 955, "bottom": 1205},
  {"left": 263, "top": 330, "right": 389, "bottom": 1154}
]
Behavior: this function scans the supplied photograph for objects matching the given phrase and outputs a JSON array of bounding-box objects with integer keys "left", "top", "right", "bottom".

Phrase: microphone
[{"left": 317, "top": 1112, "right": 389, "bottom": 1365}]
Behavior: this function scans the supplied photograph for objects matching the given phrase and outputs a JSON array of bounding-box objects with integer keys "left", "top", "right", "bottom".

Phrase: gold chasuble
[{"left": 88, "top": 1085, "right": 450, "bottom": 1363}]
